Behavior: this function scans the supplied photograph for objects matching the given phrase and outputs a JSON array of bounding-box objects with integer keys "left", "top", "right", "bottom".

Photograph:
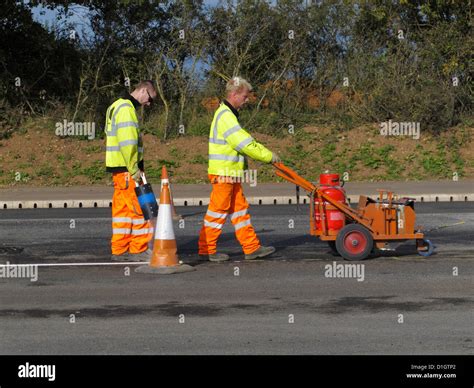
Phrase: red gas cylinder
[{"left": 314, "top": 173, "right": 347, "bottom": 234}]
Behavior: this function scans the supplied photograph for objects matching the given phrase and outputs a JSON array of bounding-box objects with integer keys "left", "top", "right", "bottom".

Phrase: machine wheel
[
  {"left": 336, "top": 224, "right": 373, "bottom": 261},
  {"left": 417, "top": 239, "right": 434, "bottom": 257},
  {"left": 327, "top": 241, "right": 339, "bottom": 256}
]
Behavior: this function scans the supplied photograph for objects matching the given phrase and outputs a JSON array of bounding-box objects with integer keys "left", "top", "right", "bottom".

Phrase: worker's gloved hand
[
  {"left": 271, "top": 152, "right": 282, "bottom": 164},
  {"left": 131, "top": 170, "right": 142, "bottom": 184}
]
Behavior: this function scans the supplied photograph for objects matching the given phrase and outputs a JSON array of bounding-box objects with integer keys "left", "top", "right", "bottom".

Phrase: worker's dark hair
[{"left": 134, "top": 80, "right": 156, "bottom": 93}]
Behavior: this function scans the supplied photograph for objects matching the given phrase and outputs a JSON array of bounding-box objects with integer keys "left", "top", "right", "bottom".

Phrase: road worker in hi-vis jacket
[
  {"left": 198, "top": 77, "right": 281, "bottom": 262},
  {"left": 105, "top": 80, "right": 157, "bottom": 261}
]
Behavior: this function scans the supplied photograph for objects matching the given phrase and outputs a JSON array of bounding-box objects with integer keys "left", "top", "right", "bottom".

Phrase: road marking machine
[{"left": 273, "top": 163, "right": 434, "bottom": 260}]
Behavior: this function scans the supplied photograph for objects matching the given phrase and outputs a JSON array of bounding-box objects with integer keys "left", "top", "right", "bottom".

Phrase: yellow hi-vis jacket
[
  {"left": 104, "top": 98, "right": 143, "bottom": 175},
  {"left": 208, "top": 102, "right": 273, "bottom": 177}
]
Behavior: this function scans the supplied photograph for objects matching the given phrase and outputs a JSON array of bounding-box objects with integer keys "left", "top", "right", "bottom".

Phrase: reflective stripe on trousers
[
  {"left": 198, "top": 174, "right": 260, "bottom": 255},
  {"left": 111, "top": 172, "right": 154, "bottom": 254}
]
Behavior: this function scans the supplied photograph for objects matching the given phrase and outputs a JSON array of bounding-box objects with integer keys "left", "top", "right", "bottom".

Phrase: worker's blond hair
[
  {"left": 226, "top": 76, "right": 253, "bottom": 94},
  {"left": 134, "top": 80, "right": 156, "bottom": 93}
]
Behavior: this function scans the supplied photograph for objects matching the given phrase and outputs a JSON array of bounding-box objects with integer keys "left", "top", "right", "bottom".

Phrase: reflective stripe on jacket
[
  {"left": 105, "top": 98, "right": 143, "bottom": 174},
  {"left": 208, "top": 103, "right": 272, "bottom": 177}
]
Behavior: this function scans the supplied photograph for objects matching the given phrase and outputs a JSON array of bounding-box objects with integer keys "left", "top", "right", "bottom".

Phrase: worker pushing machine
[
  {"left": 198, "top": 76, "right": 281, "bottom": 262},
  {"left": 105, "top": 80, "right": 158, "bottom": 261}
]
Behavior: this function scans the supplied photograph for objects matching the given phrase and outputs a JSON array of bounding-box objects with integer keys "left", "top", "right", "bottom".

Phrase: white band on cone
[{"left": 155, "top": 204, "right": 175, "bottom": 240}]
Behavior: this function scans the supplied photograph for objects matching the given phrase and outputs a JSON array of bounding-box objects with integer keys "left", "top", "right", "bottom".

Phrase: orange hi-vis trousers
[
  {"left": 111, "top": 172, "right": 154, "bottom": 255},
  {"left": 198, "top": 175, "right": 260, "bottom": 255}
]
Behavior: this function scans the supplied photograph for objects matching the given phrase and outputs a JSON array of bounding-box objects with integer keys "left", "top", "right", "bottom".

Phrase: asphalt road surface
[{"left": 0, "top": 203, "right": 472, "bottom": 354}]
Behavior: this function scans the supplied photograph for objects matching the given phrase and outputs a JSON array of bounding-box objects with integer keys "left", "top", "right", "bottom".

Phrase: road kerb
[{"left": 1, "top": 193, "right": 472, "bottom": 209}]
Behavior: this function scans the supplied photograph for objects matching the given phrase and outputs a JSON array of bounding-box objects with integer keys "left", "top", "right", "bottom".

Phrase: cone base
[{"left": 135, "top": 263, "right": 195, "bottom": 275}]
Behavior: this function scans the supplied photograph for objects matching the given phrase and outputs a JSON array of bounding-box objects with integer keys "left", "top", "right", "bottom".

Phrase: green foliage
[
  {"left": 0, "top": 0, "right": 471, "bottom": 185},
  {"left": 168, "top": 146, "right": 181, "bottom": 159},
  {"left": 0, "top": 0, "right": 469, "bottom": 139},
  {"left": 146, "top": 159, "right": 180, "bottom": 180},
  {"left": 185, "top": 114, "right": 211, "bottom": 137},
  {"left": 190, "top": 154, "right": 207, "bottom": 164},
  {"left": 36, "top": 165, "right": 55, "bottom": 179},
  {"left": 145, "top": 159, "right": 180, "bottom": 182},
  {"left": 0, "top": 0, "right": 81, "bottom": 118},
  {"left": 421, "top": 154, "right": 448, "bottom": 177},
  {"left": 321, "top": 143, "right": 336, "bottom": 164},
  {"left": 81, "top": 161, "right": 105, "bottom": 183},
  {"left": 288, "top": 142, "right": 311, "bottom": 161},
  {"left": 352, "top": 143, "right": 399, "bottom": 172},
  {"left": 84, "top": 145, "right": 102, "bottom": 155}
]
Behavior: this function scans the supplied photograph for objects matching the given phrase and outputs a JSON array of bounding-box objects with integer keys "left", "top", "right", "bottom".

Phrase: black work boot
[
  {"left": 244, "top": 246, "right": 276, "bottom": 260},
  {"left": 111, "top": 252, "right": 133, "bottom": 262},
  {"left": 129, "top": 248, "right": 153, "bottom": 262},
  {"left": 199, "top": 253, "right": 230, "bottom": 262}
]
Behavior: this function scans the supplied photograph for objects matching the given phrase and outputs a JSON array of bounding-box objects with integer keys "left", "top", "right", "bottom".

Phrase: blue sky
[
  {"left": 31, "top": 0, "right": 226, "bottom": 28},
  {"left": 30, "top": 1, "right": 233, "bottom": 78},
  {"left": 30, "top": 0, "right": 283, "bottom": 29},
  {"left": 31, "top": 3, "right": 92, "bottom": 37},
  {"left": 31, "top": 1, "right": 229, "bottom": 39}
]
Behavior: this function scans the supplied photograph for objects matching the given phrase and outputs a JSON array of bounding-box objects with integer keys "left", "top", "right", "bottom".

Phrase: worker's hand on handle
[
  {"left": 131, "top": 169, "right": 142, "bottom": 185},
  {"left": 271, "top": 152, "right": 282, "bottom": 164}
]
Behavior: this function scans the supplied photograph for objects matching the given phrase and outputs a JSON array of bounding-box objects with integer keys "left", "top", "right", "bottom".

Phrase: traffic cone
[
  {"left": 161, "top": 166, "right": 181, "bottom": 221},
  {"left": 135, "top": 174, "right": 194, "bottom": 275}
]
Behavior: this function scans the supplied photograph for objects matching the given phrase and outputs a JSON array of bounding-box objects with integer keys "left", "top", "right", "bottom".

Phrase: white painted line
[{"left": 0, "top": 262, "right": 148, "bottom": 267}]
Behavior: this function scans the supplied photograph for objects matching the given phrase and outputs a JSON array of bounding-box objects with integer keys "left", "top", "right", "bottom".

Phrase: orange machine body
[{"left": 273, "top": 163, "right": 430, "bottom": 260}]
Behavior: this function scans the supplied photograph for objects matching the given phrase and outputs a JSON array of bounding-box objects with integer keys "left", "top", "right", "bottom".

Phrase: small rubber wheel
[
  {"left": 327, "top": 241, "right": 339, "bottom": 256},
  {"left": 417, "top": 239, "right": 434, "bottom": 257},
  {"left": 336, "top": 224, "right": 373, "bottom": 261}
]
